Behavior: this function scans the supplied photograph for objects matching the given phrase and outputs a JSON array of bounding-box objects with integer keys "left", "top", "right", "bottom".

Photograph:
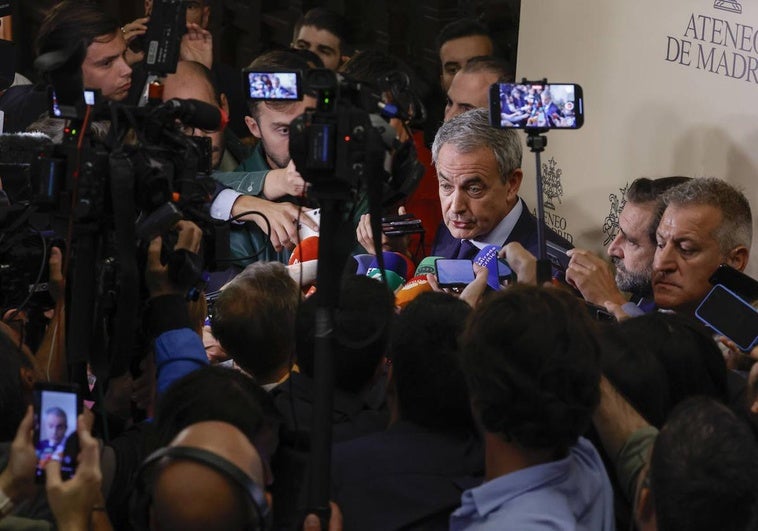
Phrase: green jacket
[{"left": 213, "top": 144, "right": 290, "bottom": 266}]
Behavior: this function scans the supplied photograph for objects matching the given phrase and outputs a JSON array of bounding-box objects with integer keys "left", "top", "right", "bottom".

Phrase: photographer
[{"left": 1, "top": 1, "right": 132, "bottom": 134}]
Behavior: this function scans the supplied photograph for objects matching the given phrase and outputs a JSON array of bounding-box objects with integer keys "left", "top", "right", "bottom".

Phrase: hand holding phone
[
  {"left": 435, "top": 259, "right": 475, "bottom": 288},
  {"left": 696, "top": 284, "right": 758, "bottom": 352}
]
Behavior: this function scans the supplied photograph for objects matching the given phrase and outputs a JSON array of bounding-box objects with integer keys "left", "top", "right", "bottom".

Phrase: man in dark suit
[
  {"left": 430, "top": 107, "right": 571, "bottom": 260},
  {"left": 36, "top": 407, "right": 68, "bottom": 467},
  {"left": 331, "top": 292, "right": 482, "bottom": 531}
]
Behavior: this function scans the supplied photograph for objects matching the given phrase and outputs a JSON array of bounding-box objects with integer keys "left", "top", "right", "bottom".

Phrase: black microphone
[{"left": 161, "top": 98, "right": 226, "bottom": 132}]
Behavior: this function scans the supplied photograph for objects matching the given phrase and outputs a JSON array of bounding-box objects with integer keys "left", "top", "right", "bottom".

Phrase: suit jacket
[
  {"left": 331, "top": 421, "right": 483, "bottom": 531},
  {"left": 431, "top": 198, "right": 573, "bottom": 259}
]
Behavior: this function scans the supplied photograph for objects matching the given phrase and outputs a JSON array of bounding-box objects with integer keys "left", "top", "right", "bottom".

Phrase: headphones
[{"left": 130, "top": 446, "right": 270, "bottom": 531}]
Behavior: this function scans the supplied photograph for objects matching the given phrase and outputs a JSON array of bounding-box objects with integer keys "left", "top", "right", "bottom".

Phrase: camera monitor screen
[
  {"left": 244, "top": 71, "right": 301, "bottom": 101},
  {"left": 489, "top": 82, "right": 584, "bottom": 129}
]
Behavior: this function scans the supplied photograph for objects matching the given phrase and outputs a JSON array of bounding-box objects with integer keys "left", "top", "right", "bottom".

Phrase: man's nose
[
  {"left": 607, "top": 232, "right": 623, "bottom": 259},
  {"left": 653, "top": 242, "right": 675, "bottom": 272}
]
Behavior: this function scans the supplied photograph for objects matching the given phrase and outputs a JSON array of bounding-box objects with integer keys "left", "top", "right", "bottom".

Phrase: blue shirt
[{"left": 450, "top": 437, "right": 614, "bottom": 531}]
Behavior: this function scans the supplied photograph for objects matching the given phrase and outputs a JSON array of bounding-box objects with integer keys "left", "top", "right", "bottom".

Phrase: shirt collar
[
  {"left": 461, "top": 450, "right": 571, "bottom": 519},
  {"left": 470, "top": 198, "right": 523, "bottom": 250}
]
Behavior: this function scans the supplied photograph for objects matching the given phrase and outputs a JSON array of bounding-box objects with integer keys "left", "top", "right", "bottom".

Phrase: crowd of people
[{"left": 0, "top": 2, "right": 757, "bottom": 530}]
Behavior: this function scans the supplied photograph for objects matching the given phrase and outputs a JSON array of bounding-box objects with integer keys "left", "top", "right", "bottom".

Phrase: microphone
[
  {"left": 289, "top": 236, "right": 319, "bottom": 265},
  {"left": 162, "top": 98, "right": 225, "bottom": 132},
  {"left": 395, "top": 274, "right": 434, "bottom": 309},
  {"left": 415, "top": 256, "right": 442, "bottom": 276},
  {"left": 352, "top": 254, "right": 376, "bottom": 276},
  {"left": 473, "top": 245, "right": 501, "bottom": 291},
  {"left": 366, "top": 251, "right": 408, "bottom": 293},
  {"left": 288, "top": 236, "right": 319, "bottom": 288}
]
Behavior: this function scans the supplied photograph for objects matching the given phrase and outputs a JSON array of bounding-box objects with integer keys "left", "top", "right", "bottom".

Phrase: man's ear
[
  {"left": 219, "top": 93, "right": 230, "bottom": 116},
  {"left": 506, "top": 169, "right": 523, "bottom": 201},
  {"left": 725, "top": 246, "right": 749, "bottom": 272},
  {"left": 245, "top": 115, "right": 261, "bottom": 140}
]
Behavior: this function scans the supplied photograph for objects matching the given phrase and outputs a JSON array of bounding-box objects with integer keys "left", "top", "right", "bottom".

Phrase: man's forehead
[
  {"left": 440, "top": 34, "right": 493, "bottom": 63},
  {"left": 658, "top": 203, "right": 723, "bottom": 238},
  {"left": 85, "top": 32, "right": 124, "bottom": 60},
  {"left": 297, "top": 25, "right": 340, "bottom": 49},
  {"left": 619, "top": 201, "right": 655, "bottom": 231}
]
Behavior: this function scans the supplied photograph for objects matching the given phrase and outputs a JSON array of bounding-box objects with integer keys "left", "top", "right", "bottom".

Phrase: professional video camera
[
  {"left": 244, "top": 67, "right": 424, "bottom": 207},
  {"left": 0, "top": 34, "right": 234, "bottom": 382}
]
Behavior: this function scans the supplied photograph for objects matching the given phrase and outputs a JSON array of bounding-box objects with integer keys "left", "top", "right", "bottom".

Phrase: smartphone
[
  {"left": 489, "top": 82, "right": 584, "bottom": 129},
  {"left": 498, "top": 258, "right": 516, "bottom": 283},
  {"left": 696, "top": 284, "right": 758, "bottom": 351},
  {"left": 382, "top": 214, "right": 424, "bottom": 237},
  {"left": 709, "top": 264, "right": 758, "bottom": 303},
  {"left": 435, "top": 259, "right": 475, "bottom": 288},
  {"left": 243, "top": 70, "right": 302, "bottom": 101},
  {"left": 34, "top": 382, "right": 81, "bottom": 482},
  {"left": 546, "top": 240, "right": 571, "bottom": 272}
]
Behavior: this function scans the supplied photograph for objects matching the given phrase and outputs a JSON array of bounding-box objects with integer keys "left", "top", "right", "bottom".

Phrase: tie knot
[{"left": 455, "top": 239, "right": 478, "bottom": 260}]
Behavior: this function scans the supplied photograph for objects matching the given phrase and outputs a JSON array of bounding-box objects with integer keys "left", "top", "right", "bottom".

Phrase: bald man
[
  {"left": 161, "top": 60, "right": 249, "bottom": 171},
  {"left": 147, "top": 421, "right": 268, "bottom": 531}
]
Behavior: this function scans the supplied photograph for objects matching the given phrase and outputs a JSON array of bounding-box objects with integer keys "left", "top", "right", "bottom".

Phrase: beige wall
[{"left": 517, "top": 0, "right": 758, "bottom": 277}]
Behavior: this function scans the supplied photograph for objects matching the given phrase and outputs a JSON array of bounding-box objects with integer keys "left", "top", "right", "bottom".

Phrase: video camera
[{"left": 245, "top": 67, "right": 424, "bottom": 207}]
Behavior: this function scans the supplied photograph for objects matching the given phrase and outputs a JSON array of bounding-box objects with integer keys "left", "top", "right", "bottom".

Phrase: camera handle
[{"left": 526, "top": 130, "right": 553, "bottom": 285}]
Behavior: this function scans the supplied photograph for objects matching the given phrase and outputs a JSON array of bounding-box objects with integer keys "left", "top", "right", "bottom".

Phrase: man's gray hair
[
  {"left": 662, "top": 177, "right": 753, "bottom": 254},
  {"left": 432, "top": 108, "right": 522, "bottom": 182}
]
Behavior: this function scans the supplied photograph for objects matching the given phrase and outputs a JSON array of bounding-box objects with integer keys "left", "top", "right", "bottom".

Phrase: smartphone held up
[
  {"left": 33, "top": 382, "right": 81, "bottom": 482},
  {"left": 489, "top": 82, "right": 584, "bottom": 130}
]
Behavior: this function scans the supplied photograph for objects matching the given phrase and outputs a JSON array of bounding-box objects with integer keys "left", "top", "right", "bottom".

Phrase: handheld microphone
[
  {"left": 395, "top": 274, "right": 434, "bottom": 309},
  {"left": 162, "top": 98, "right": 225, "bottom": 132},
  {"left": 415, "top": 256, "right": 443, "bottom": 276},
  {"left": 473, "top": 245, "right": 501, "bottom": 291},
  {"left": 289, "top": 236, "right": 319, "bottom": 265},
  {"left": 366, "top": 252, "right": 408, "bottom": 293},
  {"left": 352, "top": 254, "right": 376, "bottom": 276}
]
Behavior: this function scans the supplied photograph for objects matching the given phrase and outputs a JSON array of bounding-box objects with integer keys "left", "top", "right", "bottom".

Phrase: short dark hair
[
  {"left": 297, "top": 275, "right": 394, "bottom": 395},
  {"left": 460, "top": 55, "right": 515, "bottom": 83},
  {"left": 36, "top": 0, "right": 120, "bottom": 57},
  {"left": 391, "top": 292, "right": 476, "bottom": 434},
  {"left": 435, "top": 18, "right": 492, "bottom": 53},
  {"left": 245, "top": 50, "right": 312, "bottom": 119},
  {"left": 152, "top": 366, "right": 273, "bottom": 450},
  {"left": 650, "top": 397, "right": 758, "bottom": 531},
  {"left": 211, "top": 262, "right": 299, "bottom": 382},
  {"left": 292, "top": 8, "right": 353, "bottom": 54},
  {"left": 625, "top": 176, "right": 691, "bottom": 244},
  {"left": 599, "top": 312, "right": 728, "bottom": 429},
  {"left": 462, "top": 285, "right": 601, "bottom": 454},
  {"left": 339, "top": 49, "right": 414, "bottom": 90}
]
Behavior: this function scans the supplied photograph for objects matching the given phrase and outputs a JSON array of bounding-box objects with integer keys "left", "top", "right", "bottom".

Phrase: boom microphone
[{"left": 161, "top": 98, "right": 227, "bottom": 132}]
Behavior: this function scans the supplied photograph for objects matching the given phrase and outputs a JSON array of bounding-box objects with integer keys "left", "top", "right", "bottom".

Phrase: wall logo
[
  {"left": 542, "top": 157, "right": 564, "bottom": 209},
  {"left": 533, "top": 157, "right": 574, "bottom": 243},
  {"left": 714, "top": 0, "right": 742, "bottom": 13},
  {"left": 602, "top": 183, "right": 628, "bottom": 246},
  {"left": 665, "top": 1, "right": 758, "bottom": 83}
]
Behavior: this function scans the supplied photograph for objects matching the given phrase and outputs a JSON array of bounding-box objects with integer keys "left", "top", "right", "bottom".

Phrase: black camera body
[{"left": 288, "top": 69, "right": 423, "bottom": 208}]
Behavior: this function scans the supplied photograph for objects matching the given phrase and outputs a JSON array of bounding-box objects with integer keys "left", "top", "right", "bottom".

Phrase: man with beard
[{"left": 566, "top": 176, "right": 689, "bottom": 315}]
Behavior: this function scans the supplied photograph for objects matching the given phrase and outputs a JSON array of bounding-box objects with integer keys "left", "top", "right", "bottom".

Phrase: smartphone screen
[
  {"left": 244, "top": 70, "right": 302, "bottom": 101},
  {"left": 34, "top": 383, "right": 80, "bottom": 482},
  {"left": 435, "top": 259, "right": 475, "bottom": 288},
  {"left": 489, "top": 82, "right": 584, "bottom": 129},
  {"left": 696, "top": 284, "right": 758, "bottom": 351}
]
